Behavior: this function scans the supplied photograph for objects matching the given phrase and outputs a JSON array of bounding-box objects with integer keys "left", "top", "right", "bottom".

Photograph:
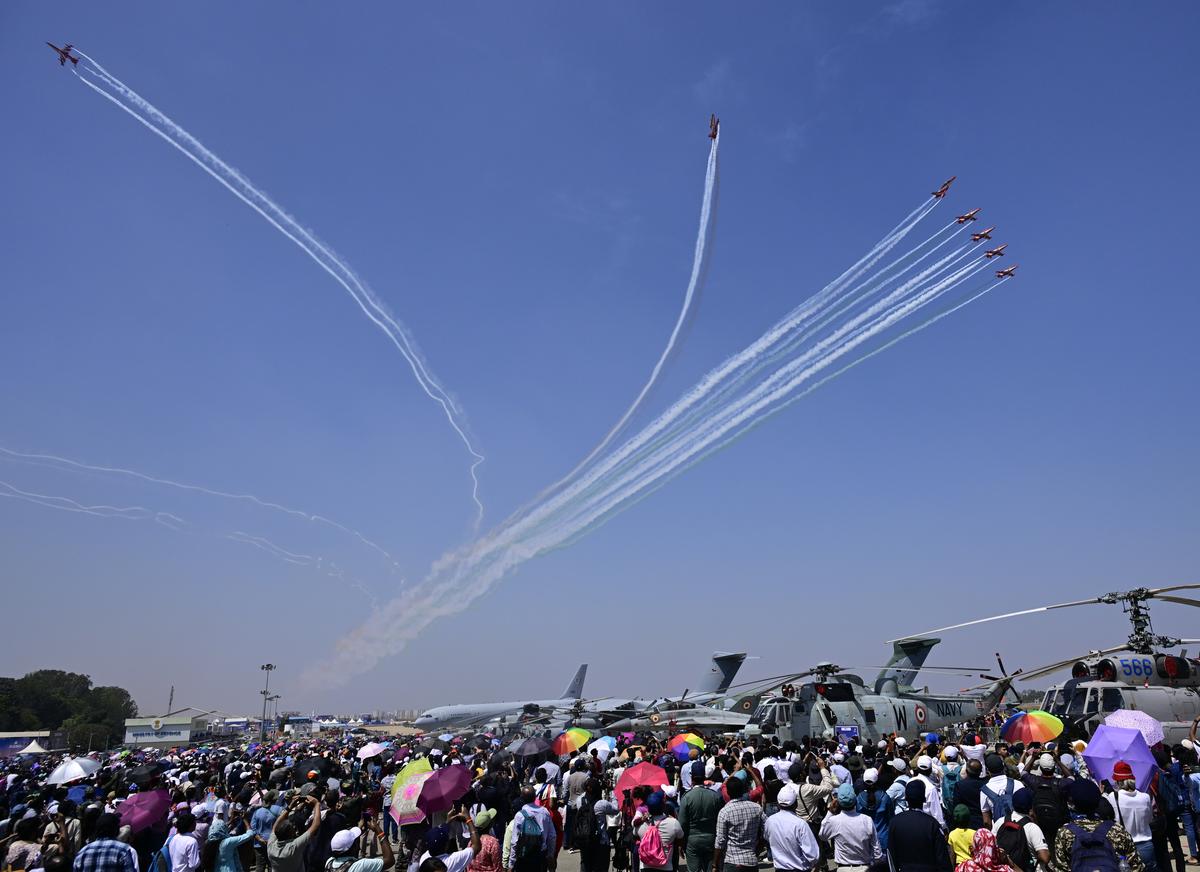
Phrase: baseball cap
[
  {"left": 916, "top": 755, "right": 933, "bottom": 771},
  {"left": 862, "top": 768, "right": 879, "bottom": 784},
  {"left": 943, "top": 747, "right": 958, "bottom": 760},
  {"left": 330, "top": 827, "right": 362, "bottom": 853},
  {"left": 836, "top": 783, "right": 855, "bottom": 807},
  {"left": 1038, "top": 753, "right": 1055, "bottom": 772},
  {"left": 777, "top": 785, "right": 798, "bottom": 807}
]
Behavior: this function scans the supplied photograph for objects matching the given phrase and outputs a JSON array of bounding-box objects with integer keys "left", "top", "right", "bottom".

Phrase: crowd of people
[{"left": 2, "top": 725, "right": 1200, "bottom": 872}]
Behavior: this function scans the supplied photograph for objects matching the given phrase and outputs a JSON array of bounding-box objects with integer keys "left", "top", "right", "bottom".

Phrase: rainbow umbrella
[
  {"left": 668, "top": 733, "right": 706, "bottom": 761},
  {"left": 999, "top": 710, "right": 1063, "bottom": 744},
  {"left": 552, "top": 728, "right": 592, "bottom": 756}
]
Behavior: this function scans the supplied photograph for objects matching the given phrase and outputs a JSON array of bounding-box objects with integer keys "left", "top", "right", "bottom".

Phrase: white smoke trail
[
  {"left": 560, "top": 129, "right": 721, "bottom": 481},
  {"left": 0, "top": 479, "right": 153, "bottom": 520},
  {"left": 0, "top": 445, "right": 399, "bottom": 570},
  {"left": 227, "top": 532, "right": 315, "bottom": 565},
  {"left": 71, "top": 53, "right": 485, "bottom": 525},
  {"left": 307, "top": 238, "right": 1001, "bottom": 686}
]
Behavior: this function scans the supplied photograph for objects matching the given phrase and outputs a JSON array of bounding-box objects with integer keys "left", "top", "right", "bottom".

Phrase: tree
[{"left": 0, "top": 670, "right": 138, "bottom": 749}]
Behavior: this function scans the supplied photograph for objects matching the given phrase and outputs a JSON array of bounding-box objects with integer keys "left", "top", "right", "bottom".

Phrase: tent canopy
[{"left": 19, "top": 741, "right": 49, "bottom": 754}]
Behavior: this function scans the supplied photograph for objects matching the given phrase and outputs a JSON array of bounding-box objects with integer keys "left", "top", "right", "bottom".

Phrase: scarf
[
  {"left": 955, "top": 828, "right": 1008, "bottom": 872},
  {"left": 467, "top": 835, "right": 501, "bottom": 872}
]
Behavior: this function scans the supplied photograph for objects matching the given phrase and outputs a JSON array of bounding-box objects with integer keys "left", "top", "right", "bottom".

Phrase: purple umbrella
[
  {"left": 416, "top": 764, "right": 472, "bottom": 814},
  {"left": 119, "top": 789, "right": 172, "bottom": 833},
  {"left": 1083, "top": 725, "right": 1157, "bottom": 791}
]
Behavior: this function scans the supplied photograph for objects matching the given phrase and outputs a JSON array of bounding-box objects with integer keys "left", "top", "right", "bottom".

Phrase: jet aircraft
[
  {"left": 995, "top": 265, "right": 1018, "bottom": 278},
  {"left": 47, "top": 42, "right": 79, "bottom": 66},
  {"left": 414, "top": 664, "right": 587, "bottom": 730},
  {"left": 932, "top": 176, "right": 956, "bottom": 198},
  {"left": 985, "top": 244, "right": 1008, "bottom": 259},
  {"left": 709, "top": 115, "right": 720, "bottom": 140},
  {"left": 971, "top": 226, "right": 995, "bottom": 242},
  {"left": 956, "top": 209, "right": 981, "bottom": 224}
]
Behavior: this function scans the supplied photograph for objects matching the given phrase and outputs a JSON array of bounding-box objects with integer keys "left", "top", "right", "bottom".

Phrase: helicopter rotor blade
[
  {"left": 1154, "top": 595, "right": 1200, "bottom": 609},
  {"left": 995, "top": 652, "right": 1010, "bottom": 677},
  {"left": 887, "top": 597, "right": 1105, "bottom": 642},
  {"left": 1014, "top": 646, "right": 1129, "bottom": 682},
  {"left": 1149, "top": 584, "right": 1200, "bottom": 596}
]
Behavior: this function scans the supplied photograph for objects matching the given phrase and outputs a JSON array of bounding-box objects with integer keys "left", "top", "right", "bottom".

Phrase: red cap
[{"left": 1112, "top": 760, "right": 1134, "bottom": 781}]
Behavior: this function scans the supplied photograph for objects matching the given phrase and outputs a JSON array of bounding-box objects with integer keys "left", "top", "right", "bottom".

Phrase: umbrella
[
  {"left": 1104, "top": 710, "right": 1165, "bottom": 748},
  {"left": 667, "top": 733, "right": 705, "bottom": 762},
  {"left": 46, "top": 757, "right": 102, "bottom": 785},
  {"left": 552, "top": 728, "right": 592, "bottom": 756},
  {"left": 420, "top": 737, "right": 451, "bottom": 753},
  {"left": 999, "top": 711, "right": 1064, "bottom": 744},
  {"left": 438, "top": 733, "right": 456, "bottom": 742},
  {"left": 416, "top": 764, "right": 472, "bottom": 814},
  {"left": 129, "top": 762, "right": 169, "bottom": 788},
  {"left": 587, "top": 737, "right": 617, "bottom": 762},
  {"left": 511, "top": 737, "right": 551, "bottom": 758},
  {"left": 119, "top": 789, "right": 172, "bottom": 833},
  {"left": 614, "top": 762, "right": 668, "bottom": 807},
  {"left": 1083, "top": 725, "right": 1157, "bottom": 791},
  {"left": 487, "top": 750, "right": 514, "bottom": 770},
  {"left": 357, "top": 742, "right": 386, "bottom": 760},
  {"left": 293, "top": 756, "right": 334, "bottom": 785}
]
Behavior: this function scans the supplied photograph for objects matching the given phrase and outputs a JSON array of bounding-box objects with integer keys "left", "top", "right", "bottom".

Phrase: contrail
[
  {"left": 307, "top": 205, "right": 1008, "bottom": 686},
  {"left": 70, "top": 52, "right": 485, "bottom": 524},
  {"left": 560, "top": 129, "right": 721, "bottom": 481},
  {"left": 0, "top": 445, "right": 399, "bottom": 570}
]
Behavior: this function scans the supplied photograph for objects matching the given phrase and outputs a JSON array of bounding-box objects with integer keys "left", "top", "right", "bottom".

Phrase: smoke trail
[
  {"left": 0, "top": 479, "right": 154, "bottom": 521},
  {"left": 70, "top": 53, "right": 485, "bottom": 524},
  {"left": 227, "top": 532, "right": 315, "bottom": 566},
  {"left": 560, "top": 129, "right": 721, "bottom": 481},
  {"left": 307, "top": 234, "right": 1004, "bottom": 687},
  {"left": 0, "top": 445, "right": 399, "bottom": 570}
]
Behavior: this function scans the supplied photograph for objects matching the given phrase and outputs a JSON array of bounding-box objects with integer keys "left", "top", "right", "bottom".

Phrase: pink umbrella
[
  {"left": 416, "top": 765, "right": 472, "bottom": 814},
  {"left": 119, "top": 789, "right": 172, "bottom": 833},
  {"left": 1104, "top": 710, "right": 1165, "bottom": 747}
]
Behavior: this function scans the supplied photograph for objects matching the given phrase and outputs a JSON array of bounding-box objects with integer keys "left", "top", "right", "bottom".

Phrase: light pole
[
  {"left": 267, "top": 694, "right": 281, "bottom": 736},
  {"left": 259, "top": 664, "right": 276, "bottom": 741}
]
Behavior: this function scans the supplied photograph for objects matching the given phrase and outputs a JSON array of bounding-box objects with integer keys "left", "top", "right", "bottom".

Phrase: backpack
[
  {"left": 941, "top": 764, "right": 962, "bottom": 809},
  {"left": 995, "top": 816, "right": 1033, "bottom": 872},
  {"left": 150, "top": 838, "right": 173, "bottom": 872},
  {"left": 1157, "top": 769, "right": 1184, "bottom": 816},
  {"left": 981, "top": 778, "right": 1015, "bottom": 821},
  {"left": 1066, "top": 821, "right": 1121, "bottom": 872},
  {"left": 515, "top": 810, "right": 546, "bottom": 861},
  {"left": 573, "top": 801, "right": 599, "bottom": 848},
  {"left": 1030, "top": 779, "right": 1068, "bottom": 842},
  {"left": 637, "top": 821, "right": 668, "bottom": 868}
]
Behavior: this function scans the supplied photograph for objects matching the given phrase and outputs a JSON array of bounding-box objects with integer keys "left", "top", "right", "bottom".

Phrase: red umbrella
[
  {"left": 119, "top": 789, "right": 172, "bottom": 833},
  {"left": 416, "top": 764, "right": 472, "bottom": 814},
  {"left": 614, "top": 762, "right": 668, "bottom": 808}
]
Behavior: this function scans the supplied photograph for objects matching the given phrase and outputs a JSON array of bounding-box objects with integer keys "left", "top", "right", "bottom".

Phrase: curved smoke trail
[{"left": 71, "top": 52, "right": 486, "bottom": 525}]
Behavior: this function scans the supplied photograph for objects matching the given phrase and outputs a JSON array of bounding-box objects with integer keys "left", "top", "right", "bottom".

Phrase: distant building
[
  {"left": 123, "top": 714, "right": 213, "bottom": 748},
  {"left": 0, "top": 731, "right": 55, "bottom": 757}
]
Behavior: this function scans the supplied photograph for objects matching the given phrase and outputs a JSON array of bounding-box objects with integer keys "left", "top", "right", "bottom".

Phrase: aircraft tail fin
[
  {"left": 562, "top": 664, "right": 587, "bottom": 700},
  {"left": 874, "top": 638, "right": 939, "bottom": 693},
  {"left": 696, "top": 652, "right": 748, "bottom": 696}
]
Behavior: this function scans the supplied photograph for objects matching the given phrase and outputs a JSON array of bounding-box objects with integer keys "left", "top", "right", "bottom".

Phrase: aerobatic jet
[
  {"left": 46, "top": 42, "right": 79, "bottom": 66},
  {"left": 931, "top": 176, "right": 956, "bottom": 198},
  {"left": 985, "top": 244, "right": 1008, "bottom": 259},
  {"left": 971, "top": 226, "right": 995, "bottom": 241},
  {"left": 709, "top": 114, "right": 720, "bottom": 140},
  {"left": 956, "top": 208, "right": 981, "bottom": 224},
  {"left": 995, "top": 265, "right": 1018, "bottom": 278}
]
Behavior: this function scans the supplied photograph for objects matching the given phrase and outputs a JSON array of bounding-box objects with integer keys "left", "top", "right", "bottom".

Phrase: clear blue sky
[{"left": 2, "top": 2, "right": 1198, "bottom": 717}]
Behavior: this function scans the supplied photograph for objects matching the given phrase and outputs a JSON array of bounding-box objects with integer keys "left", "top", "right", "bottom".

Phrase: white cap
[
  {"left": 1060, "top": 753, "right": 1075, "bottom": 767},
  {"left": 944, "top": 747, "right": 958, "bottom": 760},
  {"left": 777, "top": 784, "right": 799, "bottom": 807},
  {"left": 863, "top": 768, "right": 879, "bottom": 784},
  {"left": 916, "top": 755, "right": 933, "bottom": 770},
  {"left": 1039, "top": 753, "right": 1056, "bottom": 771},
  {"left": 330, "top": 828, "right": 362, "bottom": 853},
  {"left": 833, "top": 753, "right": 844, "bottom": 763},
  {"left": 895, "top": 737, "right": 907, "bottom": 747},
  {"left": 877, "top": 740, "right": 888, "bottom": 750},
  {"left": 890, "top": 758, "right": 907, "bottom": 772}
]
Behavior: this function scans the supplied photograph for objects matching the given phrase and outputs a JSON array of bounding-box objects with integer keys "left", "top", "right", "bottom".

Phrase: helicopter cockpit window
[
  {"left": 1066, "top": 687, "right": 1090, "bottom": 716},
  {"left": 1101, "top": 688, "right": 1124, "bottom": 712},
  {"left": 817, "top": 684, "right": 856, "bottom": 703}
]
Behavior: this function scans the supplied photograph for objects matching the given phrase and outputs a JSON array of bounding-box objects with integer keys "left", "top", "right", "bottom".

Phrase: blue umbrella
[{"left": 1082, "top": 725, "right": 1156, "bottom": 791}]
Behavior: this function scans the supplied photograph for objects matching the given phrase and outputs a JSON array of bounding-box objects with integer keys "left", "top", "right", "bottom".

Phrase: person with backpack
[
  {"left": 577, "top": 778, "right": 618, "bottom": 872},
  {"left": 324, "top": 820, "right": 395, "bottom": 872},
  {"left": 980, "top": 757, "right": 1018, "bottom": 830},
  {"left": 633, "top": 792, "right": 683, "bottom": 872},
  {"left": 855, "top": 768, "right": 895, "bottom": 855},
  {"left": 1020, "top": 755, "right": 1070, "bottom": 850},
  {"left": 1052, "top": 778, "right": 1144, "bottom": 872},
  {"left": 942, "top": 749, "right": 965, "bottom": 818},
  {"left": 510, "top": 788, "right": 556, "bottom": 872},
  {"left": 990, "top": 788, "right": 1048, "bottom": 872}
]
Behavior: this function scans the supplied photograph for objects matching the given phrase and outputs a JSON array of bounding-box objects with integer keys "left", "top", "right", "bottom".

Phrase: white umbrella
[
  {"left": 1104, "top": 710, "right": 1165, "bottom": 747},
  {"left": 357, "top": 742, "right": 386, "bottom": 760},
  {"left": 46, "top": 757, "right": 102, "bottom": 785},
  {"left": 587, "top": 738, "right": 615, "bottom": 762}
]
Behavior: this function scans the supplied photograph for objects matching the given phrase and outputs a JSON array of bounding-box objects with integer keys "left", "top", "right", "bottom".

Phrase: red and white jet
[
  {"left": 46, "top": 42, "right": 79, "bottom": 66},
  {"left": 708, "top": 114, "right": 720, "bottom": 140},
  {"left": 932, "top": 176, "right": 956, "bottom": 199},
  {"left": 995, "top": 265, "right": 1018, "bottom": 279},
  {"left": 956, "top": 208, "right": 981, "bottom": 224},
  {"left": 971, "top": 226, "right": 995, "bottom": 242},
  {"left": 984, "top": 244, "right": 1008, "bottom": 259}
]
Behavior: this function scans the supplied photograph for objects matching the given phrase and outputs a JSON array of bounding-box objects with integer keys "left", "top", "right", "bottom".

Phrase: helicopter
[
  {"left": 741, "top": 638, "right": 1014, "bottom": 743},
  {"left": 894, "top": 584, "right": 1200, "bottom": 744}
]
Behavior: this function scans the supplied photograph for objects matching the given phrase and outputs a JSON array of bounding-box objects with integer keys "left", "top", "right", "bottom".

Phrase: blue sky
[{"left": 2, "top": 2, "right": 1198, "bottom": 716}]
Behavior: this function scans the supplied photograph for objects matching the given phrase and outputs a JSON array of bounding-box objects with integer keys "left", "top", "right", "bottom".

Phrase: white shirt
[
  {"left": 168, "top": 834, "right": 200, "bottom": 872},
  {"left": 415, "top": 848, "right": 474, "bottom": 872},
  {"left": 979, "top": 774, "right": 1017, "bottom": 817},
  {"left": 1108, "top": 789, "right": 1154, "bottom": 842},
  {"left": 764, "top": 810, "right": 820, "bottom": 870},
  {"left": 818, "top": 810, "right": 882, "bottom": 867},
  {"left": 915, "top": 773, "right": 944, "bottom": 828}
]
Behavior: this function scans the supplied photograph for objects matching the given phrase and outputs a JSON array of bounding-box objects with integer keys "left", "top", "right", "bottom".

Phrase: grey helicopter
[{"left": 894, "top": 584, "right": 1200, "bottom": 744}]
